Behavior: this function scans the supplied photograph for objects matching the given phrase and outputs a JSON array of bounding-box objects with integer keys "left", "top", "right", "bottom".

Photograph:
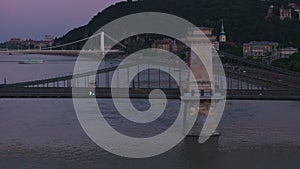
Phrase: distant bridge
[
  {"left": 0, "top": 32, "right": 125, "bottom": 56},
  {"left": 0, "top": 49, "right": 124, "bottom": 56}
]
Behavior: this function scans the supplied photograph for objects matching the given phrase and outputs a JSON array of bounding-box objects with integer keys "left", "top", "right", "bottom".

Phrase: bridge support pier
[{"left": 182, "top": 94, "right": 218, "bottom": 138}]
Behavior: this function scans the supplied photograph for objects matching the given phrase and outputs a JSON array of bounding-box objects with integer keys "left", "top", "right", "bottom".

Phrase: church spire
[
  {"left": 220, "top": 19, "right": 225, "bottom": 35},
  {"left": 219, "top": 19, "right": 226, "bottom": 43}
]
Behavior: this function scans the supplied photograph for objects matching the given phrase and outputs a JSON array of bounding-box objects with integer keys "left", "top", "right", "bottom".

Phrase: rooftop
[
  {"left": 244, "top": 41, "right": 279, "bottom": 46},
  {"left": 279, "top": 47, "right": 298, "bottom": 51}
]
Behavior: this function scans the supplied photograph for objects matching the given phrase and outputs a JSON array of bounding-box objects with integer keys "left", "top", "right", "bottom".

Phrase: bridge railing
[
  {"left": 1, "top": 58, "right": 296, "bottom": 92},
  {"left": 225, "top": 69, "right": 300, "bottom": 90},
  {"left": 0, "top": 62, "right": 190, "bottom": 90}
]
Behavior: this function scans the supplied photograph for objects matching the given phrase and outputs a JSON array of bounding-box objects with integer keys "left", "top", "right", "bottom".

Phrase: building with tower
[{"left": 219, "top": 21, "right": 226, "bottom": 43}]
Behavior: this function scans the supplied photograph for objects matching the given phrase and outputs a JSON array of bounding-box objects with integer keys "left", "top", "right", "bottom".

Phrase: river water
[{"left": 0, "top": 54, "right": 300, "bottom": 169}]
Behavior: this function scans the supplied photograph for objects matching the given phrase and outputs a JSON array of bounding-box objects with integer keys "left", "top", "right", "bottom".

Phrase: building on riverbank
[
  {"left": 243, "top": 41, "right": 298, "bottom": 63},
  {"left": 280, "top": 5, "right": 292, "bottom": 20},
  {"left": 243, "top": 41, "right": 279, "bottom": 58},
  {"left": 276, "top": 47, "right": 298, "bottom": 59},
  {"left": 2, "top": 35, "right": 55, "bottom": 50}
]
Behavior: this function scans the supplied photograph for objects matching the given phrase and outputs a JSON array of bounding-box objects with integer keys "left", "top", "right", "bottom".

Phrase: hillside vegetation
[
  {"left": 271, "top": 53, "right": 300, "bottom": 72},
  {"left": 55, "top": 0, "right": 300, "bottom": 51}
]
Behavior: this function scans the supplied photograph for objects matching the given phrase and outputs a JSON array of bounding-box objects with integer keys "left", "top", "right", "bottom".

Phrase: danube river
[{"left": 0, "top": 54, "right": 300, "bottom": 169}]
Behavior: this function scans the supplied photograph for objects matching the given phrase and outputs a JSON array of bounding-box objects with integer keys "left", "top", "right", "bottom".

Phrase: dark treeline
[
  {"left": 272, "top": 53, "right": 300, "bottom": 72},
  {"left": 54, "top": 0, "right": 300, "bottom": 51}
]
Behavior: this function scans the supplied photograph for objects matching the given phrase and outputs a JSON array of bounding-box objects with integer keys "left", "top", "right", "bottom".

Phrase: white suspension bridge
[{"left": 0, "top": 32, "right": 126, "bottom": 56}]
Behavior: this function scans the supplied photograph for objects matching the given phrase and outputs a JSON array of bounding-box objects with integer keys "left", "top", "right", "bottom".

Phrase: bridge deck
[{"left": 0, "top": 88, "right": 299, "bottom": 100}]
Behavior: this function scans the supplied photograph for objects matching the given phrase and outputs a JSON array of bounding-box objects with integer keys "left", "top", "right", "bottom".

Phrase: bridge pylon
[
  {"left": 183, "top": 28, "right": 223, "bottom": 139},
  {"left": 100, "top": 32, "right": 105, "bottom": 53}
]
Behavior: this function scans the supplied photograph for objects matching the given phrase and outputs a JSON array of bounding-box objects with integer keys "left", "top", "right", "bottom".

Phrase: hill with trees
[{"left": 54, "top": 0, "right": 300, "bottom": 52}]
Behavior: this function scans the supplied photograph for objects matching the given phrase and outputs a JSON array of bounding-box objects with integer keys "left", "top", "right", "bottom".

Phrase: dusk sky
[{"left": 0, "top": 0, "right": 124, "bottom": 42}]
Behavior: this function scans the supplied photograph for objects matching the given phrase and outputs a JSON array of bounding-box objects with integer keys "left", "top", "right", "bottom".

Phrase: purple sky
[{"left": 0, "top": 0, "right": 123, "bottom": 42}]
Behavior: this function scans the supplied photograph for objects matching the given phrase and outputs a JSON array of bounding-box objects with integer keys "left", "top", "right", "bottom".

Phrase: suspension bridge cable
[
  {"left": 104, "top": 34, "right": 127, "bottom": 49},
  {"left": 41, "top": 32, "right": 126, "bottom": 50}
]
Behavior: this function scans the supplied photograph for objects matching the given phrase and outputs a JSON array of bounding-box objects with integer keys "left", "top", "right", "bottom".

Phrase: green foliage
[
  {"left": 271, "top": 53, "right": 300, "bottom": 72},
  {"left": 290, "top": 53, "right": 300, "bottom": 61},
  {"left": 55, "top": 0, "right": 300, "bottom": 50},
  {"left": 220, "top": 43, "right": 243, "bottom": 56}
]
